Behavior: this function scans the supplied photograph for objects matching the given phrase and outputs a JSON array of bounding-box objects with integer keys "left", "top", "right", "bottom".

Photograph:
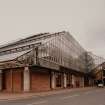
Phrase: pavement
[
  {"left": 0, "top": 87, "right": 105, "bottom": 105},
  {"left": 0, "top": 87, "right": 92, "bottom": 101}
]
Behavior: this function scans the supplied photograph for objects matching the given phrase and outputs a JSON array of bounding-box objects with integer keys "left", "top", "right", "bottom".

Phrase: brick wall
[
  {"left": 3, "top": 69, "right": 23, "bottom": 92},
  {"left": 5, "top": 70, "right": 12, "bottom": 92},
  {"left": 30, "top": 71, "right": 50, "bottom": 92},
  {"left": 12, "top": 70, "right": 23, "bottom": 92}
]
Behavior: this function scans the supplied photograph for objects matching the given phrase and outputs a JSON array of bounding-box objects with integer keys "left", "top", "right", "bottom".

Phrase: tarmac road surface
[{"left": 0, "top": 88, "right": 105, "bottom": 105}]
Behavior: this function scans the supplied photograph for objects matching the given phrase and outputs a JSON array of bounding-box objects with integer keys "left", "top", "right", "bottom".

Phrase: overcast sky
[{"left": 0, "top": 0, "right": 105, "bottom": 57}]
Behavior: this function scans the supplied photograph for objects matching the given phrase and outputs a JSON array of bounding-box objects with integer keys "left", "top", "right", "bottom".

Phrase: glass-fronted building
[{"left": 0, "top": 31, "right": 96, "bottom": 92}]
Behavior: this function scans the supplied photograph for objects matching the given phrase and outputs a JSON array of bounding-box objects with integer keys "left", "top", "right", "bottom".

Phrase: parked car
[
  {"left": 97, "top": 80, "right": 104, "bottom": 88},
  {"left": 98, "top": 83, "right": 104, "bottom": 88}
]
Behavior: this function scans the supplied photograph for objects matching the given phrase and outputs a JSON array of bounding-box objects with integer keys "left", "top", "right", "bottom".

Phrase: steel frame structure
[{"left": 0, "top": 31, "right": 102, "bottom": 73}]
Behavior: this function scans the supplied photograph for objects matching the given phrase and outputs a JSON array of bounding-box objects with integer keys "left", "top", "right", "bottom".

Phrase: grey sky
[{"left": 0, "top": 0, "right": 105, "bottom": 57}]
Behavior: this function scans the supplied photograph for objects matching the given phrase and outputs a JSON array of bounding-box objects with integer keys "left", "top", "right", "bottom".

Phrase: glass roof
[{"left": 0, "top": 49, "right": 32, "bottom": 62}]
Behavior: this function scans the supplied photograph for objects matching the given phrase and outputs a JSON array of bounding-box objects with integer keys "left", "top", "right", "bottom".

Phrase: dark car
[{"left": 97, "top": 80, "right": 104, "bottom": 88}]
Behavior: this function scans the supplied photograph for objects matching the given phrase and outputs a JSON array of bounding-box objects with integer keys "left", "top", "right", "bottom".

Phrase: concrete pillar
[
  {"left": 63, "top": 73, "right": 67, "bottom": 88},
  {"left": 23, "top": 67, "right": 30, "bottom": 92},
  {"left": 0, "top": 70, "right": 2, "bottom": 91},
  {"left": 89, "top": 78, "right": 94, "bottom": 87},
  {"left": 89, "top": 79, "right": 91, "bottom": 86},
  {"left": 51, "top": 72, "right": 56, "bottom": 89},
  {"left": 80, "top": 77, "right": 84, "bottom": 87},
  {"left": 72, "top": 74, "right": 75, "bottom": 88}
]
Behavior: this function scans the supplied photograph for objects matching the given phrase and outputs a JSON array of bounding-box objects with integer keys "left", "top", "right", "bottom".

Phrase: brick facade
[
  {"left": 4, "top": 70, "right": 12, "bottom": 92},
  {"left": 1, "top": 67, "right": 85, "bottom": 93},
  {"left": 3, "top": 69, "right": 23, "bottom": 92},
  {"left": 30, "top": 71, "right": 50, "bottom": 92},
  {"left": 12, "top": 70, "right": 23, "bottom": 92}
]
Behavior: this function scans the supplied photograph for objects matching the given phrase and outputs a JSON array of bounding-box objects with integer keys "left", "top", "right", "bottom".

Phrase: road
[{"left": 0, "top": 88, "right": 105, "bottom": 105}]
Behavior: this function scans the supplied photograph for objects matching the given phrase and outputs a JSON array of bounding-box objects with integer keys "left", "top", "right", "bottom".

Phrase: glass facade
[
  {"left": 38, "top": 32, "right": 87, "bottom": 72},
  {"left": 0, "top": 31, "right": 98, "bottom": 72}
]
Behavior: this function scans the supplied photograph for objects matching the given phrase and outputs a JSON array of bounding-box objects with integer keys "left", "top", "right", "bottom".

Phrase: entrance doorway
[
  {"left": 103, "top": 78, "right": 105, "bottom": 86},
  {"left": 67, "top": 73, "right": 72, "bottom": 87},
  {"left": 56, "top": 73, "right": 62, "bottom": 88}
]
